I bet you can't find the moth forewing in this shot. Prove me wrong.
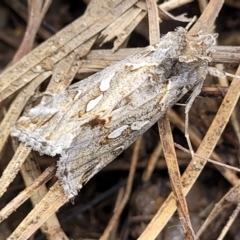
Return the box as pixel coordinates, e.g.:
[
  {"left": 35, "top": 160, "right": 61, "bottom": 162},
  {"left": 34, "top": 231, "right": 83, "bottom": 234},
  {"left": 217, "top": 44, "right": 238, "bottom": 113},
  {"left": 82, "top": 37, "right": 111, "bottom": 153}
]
[{"left": 11, "top": 28, "right": 216, "bottom": 198}]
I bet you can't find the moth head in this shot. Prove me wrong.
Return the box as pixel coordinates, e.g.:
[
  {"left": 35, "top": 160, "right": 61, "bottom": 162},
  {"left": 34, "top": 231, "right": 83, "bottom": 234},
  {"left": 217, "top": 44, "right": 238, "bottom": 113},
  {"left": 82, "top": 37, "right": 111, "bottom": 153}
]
[{"left": 178, "top": 31, "right": 217, "bottom": 63}]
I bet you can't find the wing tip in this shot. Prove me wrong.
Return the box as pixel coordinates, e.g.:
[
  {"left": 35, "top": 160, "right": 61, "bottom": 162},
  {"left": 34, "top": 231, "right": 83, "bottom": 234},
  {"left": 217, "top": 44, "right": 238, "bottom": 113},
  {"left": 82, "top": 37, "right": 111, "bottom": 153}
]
[{"left": 11, "top": 125, "right": 62, "bottom": 156}]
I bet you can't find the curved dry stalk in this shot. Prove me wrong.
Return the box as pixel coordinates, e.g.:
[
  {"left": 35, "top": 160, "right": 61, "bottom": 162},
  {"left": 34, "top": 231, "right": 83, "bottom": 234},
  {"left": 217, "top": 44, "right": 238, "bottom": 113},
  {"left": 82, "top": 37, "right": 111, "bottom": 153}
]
[
  {"left": 141, "top": 141, "right": 162, "bottom": 182},
  {"left": 11, "top": 0, "right": 52, "bottom": 64}
]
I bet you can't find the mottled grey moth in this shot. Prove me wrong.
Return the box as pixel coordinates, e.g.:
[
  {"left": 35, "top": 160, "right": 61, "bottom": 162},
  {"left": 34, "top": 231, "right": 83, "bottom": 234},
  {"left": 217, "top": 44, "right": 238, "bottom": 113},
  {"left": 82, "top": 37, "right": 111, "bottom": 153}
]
[{"left": 11, "top": 28, "right": 216, "bottom": 198}]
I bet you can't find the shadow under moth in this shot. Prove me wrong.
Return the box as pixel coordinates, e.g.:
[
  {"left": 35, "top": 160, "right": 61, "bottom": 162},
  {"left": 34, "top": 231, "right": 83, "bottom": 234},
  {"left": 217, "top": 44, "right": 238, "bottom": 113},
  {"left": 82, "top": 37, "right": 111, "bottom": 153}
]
[{"left": 11, "top": 28, "right": 217, "bottom": 198}]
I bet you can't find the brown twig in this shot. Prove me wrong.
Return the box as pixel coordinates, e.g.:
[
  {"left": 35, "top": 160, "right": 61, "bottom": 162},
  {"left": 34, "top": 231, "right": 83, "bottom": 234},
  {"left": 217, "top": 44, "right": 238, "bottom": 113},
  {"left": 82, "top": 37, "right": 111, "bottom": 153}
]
[
  {"left": 141, "top": 141, "right": 162, "bottom": 182},
  {"left": 158, "top": 115, "right": 196, "bottom": 240},
  {"left": 189, "top": 0, "right": 224, "bottom": 34},
  {"left": 145, "top": 0, "right": 160, "bottom": 45},
  {"left": 11, "top": 0, "right": 52, "bottom": 64},
  {"left": 197, "top": 180, "right": 240, "bottom": 238}
]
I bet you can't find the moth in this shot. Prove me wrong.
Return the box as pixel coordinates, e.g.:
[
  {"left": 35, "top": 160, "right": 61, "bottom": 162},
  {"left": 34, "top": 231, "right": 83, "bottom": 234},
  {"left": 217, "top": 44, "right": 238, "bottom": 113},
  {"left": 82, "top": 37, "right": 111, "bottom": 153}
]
[{"left": 11, "top": 28, "right": 216, "bottom": 198}]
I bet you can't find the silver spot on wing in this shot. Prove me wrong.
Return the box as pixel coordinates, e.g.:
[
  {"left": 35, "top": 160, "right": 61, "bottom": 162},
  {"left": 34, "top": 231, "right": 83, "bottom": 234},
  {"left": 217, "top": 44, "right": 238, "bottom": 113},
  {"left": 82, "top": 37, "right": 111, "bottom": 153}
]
[
  {"left": 99, "top": 72, "right": 115, "bottom": 91},
  {"left": 86, "top": 94, "right": 103, "bottom": 112},
  {"left": 108, "top": 125, "right": 129, "bottom": 139},
  {"left": 131, "top": 121, "right": 149, "bottom": 130}
]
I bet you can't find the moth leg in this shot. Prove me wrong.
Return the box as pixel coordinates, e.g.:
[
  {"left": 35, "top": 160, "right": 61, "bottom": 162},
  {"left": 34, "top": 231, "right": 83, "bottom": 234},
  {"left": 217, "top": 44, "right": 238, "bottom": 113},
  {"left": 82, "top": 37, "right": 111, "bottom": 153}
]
[
  {"left": 184, "top": 81, "right": 203, "bottom": 163},
  {"left": 184, "top": 108, "right": 194, "bottom": 161},
  {"left": 26, "top": 91, "right": 55, "bottom": 104}
]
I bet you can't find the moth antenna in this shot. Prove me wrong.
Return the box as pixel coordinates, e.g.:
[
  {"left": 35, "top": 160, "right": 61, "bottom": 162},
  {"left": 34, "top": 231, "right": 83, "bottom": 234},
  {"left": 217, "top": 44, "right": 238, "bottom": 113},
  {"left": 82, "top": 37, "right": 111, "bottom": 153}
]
[
  {"left": 225, "top": 72, "right": 240, "bottom": 79},
  {"left": 175, "top": 143, "right": 240, "bottom": 173},
  {"left": 207, "top": 66, "right": 240, "bottom": 79},
  {"left": 184, "top": 82, "right": 204, "bottom": 162},
  {"left": 185, "top": 15, "right": 197, "bottom": 30}
]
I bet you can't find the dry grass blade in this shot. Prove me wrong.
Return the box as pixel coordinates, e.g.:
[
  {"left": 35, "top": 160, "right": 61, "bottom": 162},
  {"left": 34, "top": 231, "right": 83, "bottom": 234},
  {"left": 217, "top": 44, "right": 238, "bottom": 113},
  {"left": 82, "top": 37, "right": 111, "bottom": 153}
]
[
  {"left": 217, "top": 203, "right": 240, "bottom": 240},
  {"left": 77, "top": 46, "right": 240, "bottom": 74},
  {"left": 189, "top": 0, "right": 224, "bottom": 34},
  {"left": 175, "top": 143, "right": 240, "bottom": 174},
  {"left": 145, "top": 0, "right": 160, "bottom": 44},
  {"left": 44, "top": 35, "right": 97, "bottom": 94},
  {"left": 8, "top": 181, "right": 68, "bottom": 240},
  {"left": 142, "top": 141, "right": 162, "bottom": 182},
  {"left": 0, "top": 164, "right": 56, "bottom": 223},
  {"left": 197, "top": 180, "right": 240, "bottom": 238},
  {"left": 0, "top": 0, "right": 138, "bottom": 102},
  {"left": 0, "top": 144, "right": 31, "bottom": 198},
  {"left": 160, "top": 0, "right": 193, "bottom": 10},
  {"left": 100, "top": 6, "right": 146, "bottom": 52},
  {"left": 158, "top": 115, "right": 195, "bottom": 240},
  {"left": 16, "top": 151, "right": 67, "bottom": 240}
]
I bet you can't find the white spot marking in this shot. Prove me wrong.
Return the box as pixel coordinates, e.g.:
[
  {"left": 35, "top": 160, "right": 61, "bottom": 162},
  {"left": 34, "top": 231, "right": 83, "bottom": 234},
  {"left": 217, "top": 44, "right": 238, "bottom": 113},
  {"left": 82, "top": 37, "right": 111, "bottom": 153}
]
[
  {"left": 112, "top": 146, "right": 125, "bottom": 155},
  {"left": 99, "top": 72, "right": 115, "bottom": 91},
  {"left": 114, "top": 146, "right": 124, "bottom": 152},
  {"left": 108, "top": 125, "right": 129, "bottom": 139},
  {"left": 125, "top": 62, "right": 157, "bottom": 70},
  {"left": 86, "top": 94, "right": 103, "bottom": 112},
  {"left": 131, "top": 121, "right": 149, "bottom": 131},
  {"left": 73, "top": 90, "right": 82, "bottom": 100}
]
